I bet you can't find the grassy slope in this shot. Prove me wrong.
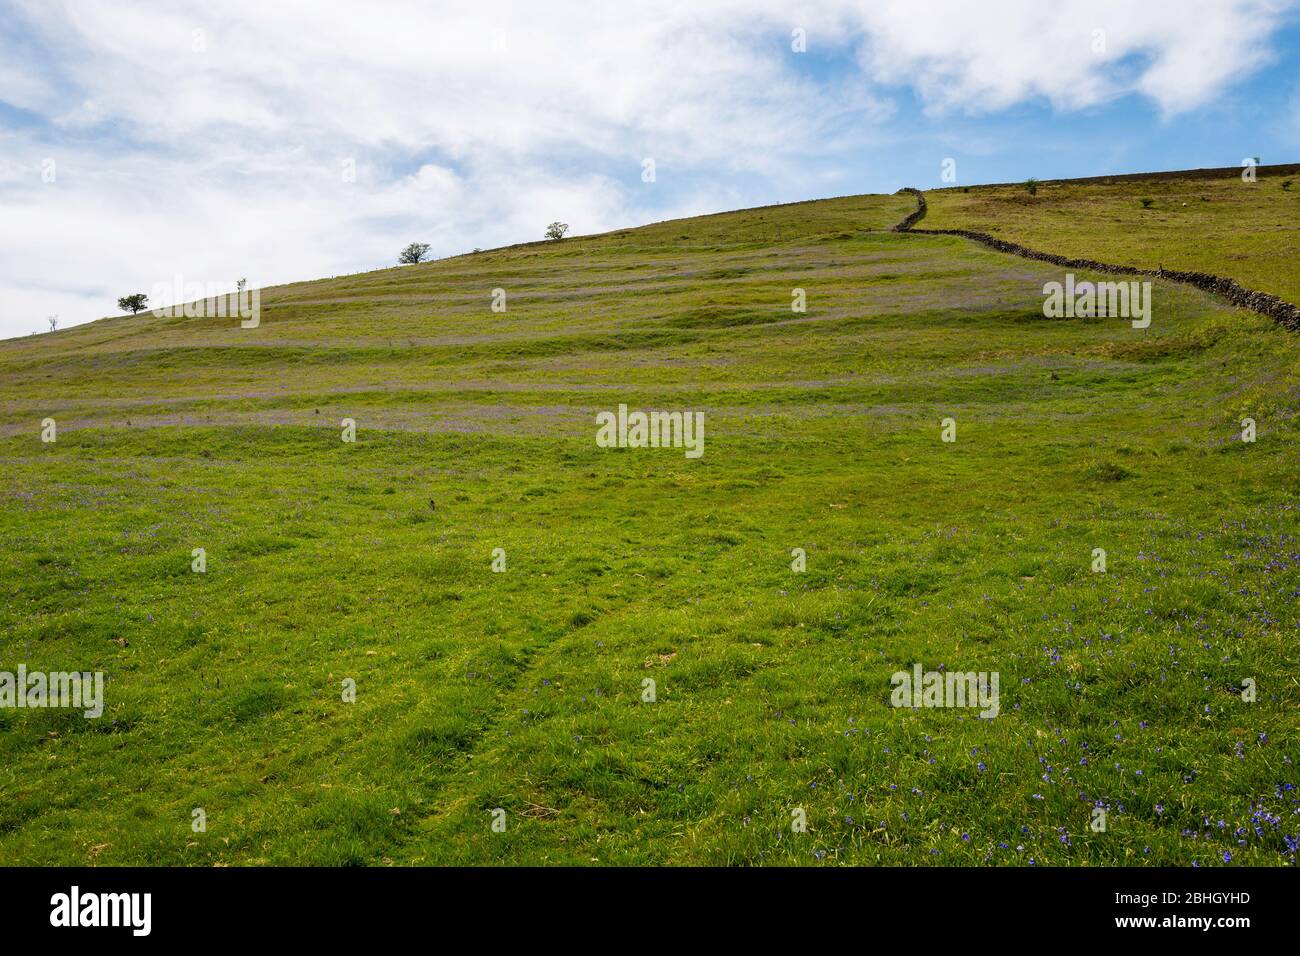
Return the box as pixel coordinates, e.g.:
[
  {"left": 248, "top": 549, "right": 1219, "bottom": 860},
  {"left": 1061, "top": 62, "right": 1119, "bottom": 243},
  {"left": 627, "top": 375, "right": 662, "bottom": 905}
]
[
  {"left": 923, "top": 165, "right": 1300, "bottom": 304},
  {"left": 1, "top": 187, "right": 1298, "bottom": 866}
]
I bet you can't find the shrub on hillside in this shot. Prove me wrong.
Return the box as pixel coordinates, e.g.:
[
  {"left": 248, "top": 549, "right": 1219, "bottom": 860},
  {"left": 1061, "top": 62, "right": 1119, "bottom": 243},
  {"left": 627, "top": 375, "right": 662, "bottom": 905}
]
[
  {"left": 399, "top": 242, "right": 430, "bottom": 265},
  {"left": 117, "top": 293, "right": 148, "bottom": 314}
]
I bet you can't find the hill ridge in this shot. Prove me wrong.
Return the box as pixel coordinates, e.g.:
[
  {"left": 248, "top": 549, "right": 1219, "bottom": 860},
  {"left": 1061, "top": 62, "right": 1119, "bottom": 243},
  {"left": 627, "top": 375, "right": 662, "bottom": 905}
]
[{"left": 893, "top": 186, "right": 1300, "bottom": 332}]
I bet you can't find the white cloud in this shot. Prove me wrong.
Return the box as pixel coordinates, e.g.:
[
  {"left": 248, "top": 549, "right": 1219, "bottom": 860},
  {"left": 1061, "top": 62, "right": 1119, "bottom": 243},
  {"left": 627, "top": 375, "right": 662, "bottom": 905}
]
[
  {"left": 849, "top": 0, "right": 1291, "bottom": 115},
  {"left": 0, "top": 0, "right": 1292, "bottom": 337}
]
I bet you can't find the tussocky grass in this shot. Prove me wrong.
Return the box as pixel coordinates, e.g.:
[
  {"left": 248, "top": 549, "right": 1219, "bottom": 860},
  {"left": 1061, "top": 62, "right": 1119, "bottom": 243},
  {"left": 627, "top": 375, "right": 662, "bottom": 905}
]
[{"left": 0, "top": 186, "right": 1297, "bottom": 865}]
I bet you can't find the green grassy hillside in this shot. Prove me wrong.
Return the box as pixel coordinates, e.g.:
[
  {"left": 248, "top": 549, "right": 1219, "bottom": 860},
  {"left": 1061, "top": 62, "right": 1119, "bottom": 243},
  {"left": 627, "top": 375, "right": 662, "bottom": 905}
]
[
  {"left": 1, "top": 182, "right": 1297, "bottom": 866},
  {"left": 924, "top": 164, "right": 1300, "bottom": 304}
]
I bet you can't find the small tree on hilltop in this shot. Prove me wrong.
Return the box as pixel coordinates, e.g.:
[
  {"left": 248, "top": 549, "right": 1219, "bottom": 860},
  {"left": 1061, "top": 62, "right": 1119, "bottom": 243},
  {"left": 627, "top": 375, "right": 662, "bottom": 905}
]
[
  {"left": 118, "top": 293, "right": 148, "bottom": 314},
  {"left": 1025, "top": 177, "right": 1039, "bottom": 196},
  {"left": 545, "top": 222, "right": 569, "bottom": 240},
  {"left": 399, "top": 242, "right": 431, "bottom": 265}
]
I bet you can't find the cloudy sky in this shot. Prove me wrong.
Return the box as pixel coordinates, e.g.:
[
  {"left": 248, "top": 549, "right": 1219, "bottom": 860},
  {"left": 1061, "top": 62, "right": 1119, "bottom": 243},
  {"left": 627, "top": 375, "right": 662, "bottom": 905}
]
[{"left": 2, "top": 0, "right": 1299, "bottom": 338}]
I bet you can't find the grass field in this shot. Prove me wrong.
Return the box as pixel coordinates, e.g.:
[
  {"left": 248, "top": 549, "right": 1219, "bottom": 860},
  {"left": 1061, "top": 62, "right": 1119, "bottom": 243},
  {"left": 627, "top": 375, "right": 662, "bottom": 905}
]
[
  {"left": 1, "top": 178, "right": 1298, "bottom": 866},
  {"left": 924, "top": 164, "right": 1300, "bottom": 304}
]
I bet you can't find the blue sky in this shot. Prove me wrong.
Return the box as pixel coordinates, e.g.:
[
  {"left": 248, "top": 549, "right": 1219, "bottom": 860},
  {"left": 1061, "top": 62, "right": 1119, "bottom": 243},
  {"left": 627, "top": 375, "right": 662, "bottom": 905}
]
[{"left": 2, "top": 0, "right": 1299, "bottom": 338}]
